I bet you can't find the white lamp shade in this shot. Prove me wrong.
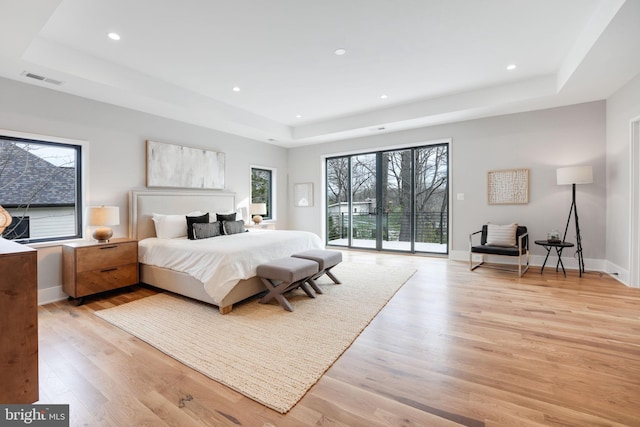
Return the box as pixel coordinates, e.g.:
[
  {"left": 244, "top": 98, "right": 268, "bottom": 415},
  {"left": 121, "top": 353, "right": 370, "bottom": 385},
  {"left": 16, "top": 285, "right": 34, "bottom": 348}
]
[
  {"left": 250, "top": 203, "right": 267, "bottom": 216},
  {"left": 88, "top": 206, "right": 120, "bottom": 226},
  {"left": 556, "top": 166, "right": 593, "bottom": 185}
]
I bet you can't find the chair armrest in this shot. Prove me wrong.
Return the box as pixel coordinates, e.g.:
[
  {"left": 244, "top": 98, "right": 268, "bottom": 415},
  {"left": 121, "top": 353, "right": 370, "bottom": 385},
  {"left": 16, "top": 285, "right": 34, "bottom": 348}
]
[
  {"left": 469, "top": 230, "right": 482, "bottom": 249},
  {"left": 518, "top": 231, "right": 529, "bottom": 254}
]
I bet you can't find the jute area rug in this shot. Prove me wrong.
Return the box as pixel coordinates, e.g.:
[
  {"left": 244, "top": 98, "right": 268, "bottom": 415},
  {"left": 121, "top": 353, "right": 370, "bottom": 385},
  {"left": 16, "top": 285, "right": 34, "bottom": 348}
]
[{"left": 95, "top": 262, "right": 416, "bottom": 413}]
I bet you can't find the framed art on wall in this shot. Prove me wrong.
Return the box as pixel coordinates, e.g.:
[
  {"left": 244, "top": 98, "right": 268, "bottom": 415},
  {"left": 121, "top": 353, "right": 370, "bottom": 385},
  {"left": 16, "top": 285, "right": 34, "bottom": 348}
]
[
  {"left": 146, "top": 140, "right": 225, "bottom": 189},
  {"left": 294, "top": 183, "right": 313, "bottom": 207},
  {"left": 487, "top": 168, "right": 529, "bottom": 204}
]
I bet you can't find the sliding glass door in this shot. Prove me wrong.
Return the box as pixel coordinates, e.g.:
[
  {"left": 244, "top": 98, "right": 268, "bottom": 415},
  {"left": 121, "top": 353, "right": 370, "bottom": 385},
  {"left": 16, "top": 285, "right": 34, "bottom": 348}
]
[
  {"left": 349, "top": 153, "right": 377, "bottom": 249},
  {"left": 380, "top": 149, "right": 412, "bottom": 251},
  {"left": 326, "top": 143, "right": 448, "bottom": 254}
]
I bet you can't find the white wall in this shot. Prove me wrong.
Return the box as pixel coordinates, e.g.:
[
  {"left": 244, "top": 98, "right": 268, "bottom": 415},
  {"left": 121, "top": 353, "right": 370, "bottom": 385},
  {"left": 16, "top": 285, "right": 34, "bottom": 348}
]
[
  {"left": 605, "top": 72, "right": 640, "bottom": 284},
  {"left": 0, "top": 77, "right": 287, "bottom": 301},
  {"left": 0, "top": 73, "right": 616, "bottom": 300},
  {"left": 288, "top": 101, "right": 607, "bottom": 268}
]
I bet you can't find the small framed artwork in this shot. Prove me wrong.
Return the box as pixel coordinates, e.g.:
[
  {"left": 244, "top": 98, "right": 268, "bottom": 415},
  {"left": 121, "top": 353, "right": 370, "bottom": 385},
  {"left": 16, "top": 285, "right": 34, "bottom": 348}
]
[
  {"left": 294, "top": 183, "right": 313, "bottom": 207},
  {"left": 487, "top": 168, "right": 529, "bottom": 204}
]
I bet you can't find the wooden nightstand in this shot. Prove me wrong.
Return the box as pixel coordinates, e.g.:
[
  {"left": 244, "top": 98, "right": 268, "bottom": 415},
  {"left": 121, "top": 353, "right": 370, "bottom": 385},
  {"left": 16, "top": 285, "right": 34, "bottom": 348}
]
[
  {"left": 245, "top": 222, "right": 276, "bottom": 230},
  {"left": 62, "top": 238, "right": 139, "bottom": 304}
]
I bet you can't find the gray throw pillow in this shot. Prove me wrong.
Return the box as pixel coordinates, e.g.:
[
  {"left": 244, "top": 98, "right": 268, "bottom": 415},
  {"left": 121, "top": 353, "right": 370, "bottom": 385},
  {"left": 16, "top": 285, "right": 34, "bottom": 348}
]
[
  {"left": 186, "top": 212, "right": 210, "bottom": 240},
  {"left": 193, "top": 221, "right": 222, "bottom": 239},
  {"left": 223, "top": 219, "right": 245, "bottom": 235},
  {"left": 216, "top": 213, "right": 237, "bottom": 234}
]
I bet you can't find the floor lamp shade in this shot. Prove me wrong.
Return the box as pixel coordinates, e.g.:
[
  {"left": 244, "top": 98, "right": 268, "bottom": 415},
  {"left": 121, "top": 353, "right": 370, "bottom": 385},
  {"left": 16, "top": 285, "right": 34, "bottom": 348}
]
[
  {"left": 557, "top": 166, "right": 593, "bottom": 185},
  {"left": 88, "top": 206, "right": 120, "bottom": 242}
]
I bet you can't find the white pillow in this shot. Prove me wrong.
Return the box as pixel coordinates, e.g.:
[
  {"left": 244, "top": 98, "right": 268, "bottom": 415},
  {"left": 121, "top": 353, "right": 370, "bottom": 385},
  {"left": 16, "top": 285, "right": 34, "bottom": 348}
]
[
  {"left": 152, "top": 211, "right": 202, "bottom": 239},
  {"left": 486, "top": 223, "right": 517, "bottom": 247}
]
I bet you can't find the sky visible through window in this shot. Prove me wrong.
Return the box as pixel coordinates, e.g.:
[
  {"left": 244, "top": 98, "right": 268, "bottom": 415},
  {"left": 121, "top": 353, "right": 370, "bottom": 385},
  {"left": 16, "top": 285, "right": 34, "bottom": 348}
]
[{"left": 15, "top": 142, "right": 75, "bottom": 167}]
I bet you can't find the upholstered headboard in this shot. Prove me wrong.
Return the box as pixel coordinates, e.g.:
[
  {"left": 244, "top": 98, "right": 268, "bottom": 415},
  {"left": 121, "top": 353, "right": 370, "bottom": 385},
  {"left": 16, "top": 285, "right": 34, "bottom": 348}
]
[{"left": 129, "top": 190, "right": 237, "bottom": 240}]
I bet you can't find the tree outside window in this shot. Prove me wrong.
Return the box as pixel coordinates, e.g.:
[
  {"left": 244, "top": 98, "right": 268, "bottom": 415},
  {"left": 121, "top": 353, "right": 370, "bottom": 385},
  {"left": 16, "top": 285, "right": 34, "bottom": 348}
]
[{"left": 251, "top": 167, "right": 273, "bottom": 220}]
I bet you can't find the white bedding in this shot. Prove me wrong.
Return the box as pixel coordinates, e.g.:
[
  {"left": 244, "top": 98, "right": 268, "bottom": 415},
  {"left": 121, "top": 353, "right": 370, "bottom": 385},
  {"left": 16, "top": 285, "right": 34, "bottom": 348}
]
[{"left": 138, "top": 229, "right": 324, "bottom": 302}]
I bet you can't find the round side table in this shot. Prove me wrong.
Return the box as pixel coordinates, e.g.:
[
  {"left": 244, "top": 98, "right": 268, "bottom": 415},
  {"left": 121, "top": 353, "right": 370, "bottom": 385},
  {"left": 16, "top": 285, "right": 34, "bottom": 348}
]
[{"left": 534, "top": 240, "right": 574, "bottom": 276}]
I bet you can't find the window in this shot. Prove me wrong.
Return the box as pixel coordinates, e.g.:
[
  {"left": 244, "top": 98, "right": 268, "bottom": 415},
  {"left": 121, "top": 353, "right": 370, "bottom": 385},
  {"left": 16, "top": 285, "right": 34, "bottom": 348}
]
[
  {"left": 251, "top": 167, "right": 274, "bottom": 220},
  {"left": 325, "top": 143, "right": 449, "bottom": 254},
  {"left": 0, "top": 134, "right": 82, "bottom": 243}
]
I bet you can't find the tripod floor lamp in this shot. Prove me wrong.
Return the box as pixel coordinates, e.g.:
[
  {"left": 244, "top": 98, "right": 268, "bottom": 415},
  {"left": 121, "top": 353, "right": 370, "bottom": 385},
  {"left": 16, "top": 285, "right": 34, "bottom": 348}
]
[{"left": 556, "top": 165, "right": 593, "bottom": 276}]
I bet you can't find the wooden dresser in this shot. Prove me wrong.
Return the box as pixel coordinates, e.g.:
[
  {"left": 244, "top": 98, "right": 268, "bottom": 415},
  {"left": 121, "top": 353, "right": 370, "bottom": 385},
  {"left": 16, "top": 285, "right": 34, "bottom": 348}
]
[
  {"left": 0, "top": 238, "right": 38, "bottom": 403},
  {"left": 62, "top": 238, "right": 138, "bottom": 303}
]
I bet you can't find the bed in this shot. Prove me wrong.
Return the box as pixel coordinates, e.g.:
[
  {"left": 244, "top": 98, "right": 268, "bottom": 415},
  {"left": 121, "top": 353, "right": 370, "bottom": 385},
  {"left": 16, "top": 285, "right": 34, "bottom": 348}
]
[{"left": 129, "top": 190, "right": 324, "bottom": 314}]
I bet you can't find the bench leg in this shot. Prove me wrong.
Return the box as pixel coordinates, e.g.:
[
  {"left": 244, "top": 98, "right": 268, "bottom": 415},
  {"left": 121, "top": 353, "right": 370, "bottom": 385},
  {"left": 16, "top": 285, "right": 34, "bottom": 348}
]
[
  {"left": 306, "top": 277, "right": 323, "bottom": 294},
  {"left": 272, "top": 293, "right": 294, "bottom": 312},
  {"left": 298, "top": 280, "right": 316, "bottom": 298},
  {"left": 259, "top": 276, "right": 318, "bottom": 311},
  {"left": 259, "top": 277, "right": 295, "bottom": 311},
  {"left": 325, "top": 267, "right": 341, "bottom": 284}
]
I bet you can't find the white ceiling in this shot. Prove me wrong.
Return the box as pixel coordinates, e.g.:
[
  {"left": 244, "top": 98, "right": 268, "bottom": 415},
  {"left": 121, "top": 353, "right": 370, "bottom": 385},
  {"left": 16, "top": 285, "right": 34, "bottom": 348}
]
[{"left": 1, "top": 0, "right": 639, "bottom": 147}]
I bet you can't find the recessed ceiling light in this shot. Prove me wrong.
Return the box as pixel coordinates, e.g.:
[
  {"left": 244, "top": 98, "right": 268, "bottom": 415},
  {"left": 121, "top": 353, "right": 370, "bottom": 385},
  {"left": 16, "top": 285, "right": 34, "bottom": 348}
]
[
  {"left": 506, "top": 64, "right": 517, "bottom": 71},
  {"left": 295, "top": 114, "right": 302, "bottom": 118},
  {"left": 380, "top": 94, "right": 388, "bottom": 99},
  {"left": 334, "top": 48, "right": 346, "bottom": 56},
  {"left": 232, "top": 86, "right": 240, "bottom": 92},
  {"left": 107, "top": 32, "right": 121, "bottom": 41}
]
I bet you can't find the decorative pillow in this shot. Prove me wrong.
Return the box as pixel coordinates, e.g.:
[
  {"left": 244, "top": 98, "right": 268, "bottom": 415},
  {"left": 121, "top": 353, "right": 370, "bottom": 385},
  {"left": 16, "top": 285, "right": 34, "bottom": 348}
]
[
  {"left": 486, "top": 223, "right": 518, "bottom": 247},
  {"left": 193, "top": 222, "right": 222, "bottom": 239},
  {"left": 222, "top": 219, "right": 245, "bottom": 235},
  {"left": 217, "top": 213, "right": 237, "bottom": 234},
  {"left": 152, "top": 211, "right": 202, "bottom": 239},
  {"left": 216, "top": 212, "right": 236, "bottom": 222},
  {"left": 186, "top": 213, "right": 210, "bottom": 240}
]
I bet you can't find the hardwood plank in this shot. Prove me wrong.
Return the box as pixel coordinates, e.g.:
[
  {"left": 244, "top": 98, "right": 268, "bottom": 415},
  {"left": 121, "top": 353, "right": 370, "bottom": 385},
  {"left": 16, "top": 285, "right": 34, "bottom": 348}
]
[{"left": 36, "top": 253, "right": 640, "bottom": 426}]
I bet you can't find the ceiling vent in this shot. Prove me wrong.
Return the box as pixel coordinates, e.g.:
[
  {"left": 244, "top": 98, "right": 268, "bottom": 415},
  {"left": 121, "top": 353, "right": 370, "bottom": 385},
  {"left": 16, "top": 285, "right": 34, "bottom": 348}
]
[{"left": 21, "top": 71, "right": 64, "bottom": 85}]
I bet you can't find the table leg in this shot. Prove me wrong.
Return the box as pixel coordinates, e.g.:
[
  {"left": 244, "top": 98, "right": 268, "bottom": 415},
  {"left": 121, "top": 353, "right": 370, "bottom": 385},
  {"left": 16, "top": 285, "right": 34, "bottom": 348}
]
[
  {"left": 540, "top": 246, "right": 551, "bottom": 274},
  {"left": 554, "top": 247, "right": 567, "bottom": 277}
]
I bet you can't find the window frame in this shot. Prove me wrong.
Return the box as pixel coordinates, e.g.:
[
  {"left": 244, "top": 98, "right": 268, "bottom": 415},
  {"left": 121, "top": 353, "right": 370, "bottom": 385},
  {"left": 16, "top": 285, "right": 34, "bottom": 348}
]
[
  {"left": 250, "top": 166, "right": 276, "bottom": 221},
  {"left": 0, "top": 129, "right": 87, "bottom": 246}
]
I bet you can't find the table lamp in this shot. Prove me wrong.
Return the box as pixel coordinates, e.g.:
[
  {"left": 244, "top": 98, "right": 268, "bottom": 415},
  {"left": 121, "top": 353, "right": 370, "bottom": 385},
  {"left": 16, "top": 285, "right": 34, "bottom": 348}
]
[
  {"left": 0, "top": 205, "right": 12, "bottom": 234},
  {"left": 88, "top": 206, "right": 120, "bottom": 242},
  {"left": 250, "top": 203, "right": 267, "bottom": 225}
]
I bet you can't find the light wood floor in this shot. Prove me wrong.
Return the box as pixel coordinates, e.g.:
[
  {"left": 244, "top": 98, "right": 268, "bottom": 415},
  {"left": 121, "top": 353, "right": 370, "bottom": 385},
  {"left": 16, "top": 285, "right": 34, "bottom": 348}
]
[{"left": 38, "top": 252, "right": 640, "bottom": 426}]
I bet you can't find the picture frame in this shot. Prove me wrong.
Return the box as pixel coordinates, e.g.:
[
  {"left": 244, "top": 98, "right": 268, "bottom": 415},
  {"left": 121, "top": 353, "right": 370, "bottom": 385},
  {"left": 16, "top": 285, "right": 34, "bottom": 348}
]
[
  {"left": 487, "top": 168, "right": 529, "bottom": 204},
  {"left": 146, "top": 140, "right": 225, "bottom": 189},
  {"left": 294, "top": 183, "right": 313, "bottom": 207}
]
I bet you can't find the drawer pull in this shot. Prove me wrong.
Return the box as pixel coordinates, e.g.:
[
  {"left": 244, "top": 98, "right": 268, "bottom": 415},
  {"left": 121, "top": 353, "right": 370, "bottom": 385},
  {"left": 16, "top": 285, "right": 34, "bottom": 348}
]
[
  {"left": 100, "top": 245, "right": 118, "bottom": 250},
  {"left": 101, "top": 267, "right": 118, "bottom": 273}
]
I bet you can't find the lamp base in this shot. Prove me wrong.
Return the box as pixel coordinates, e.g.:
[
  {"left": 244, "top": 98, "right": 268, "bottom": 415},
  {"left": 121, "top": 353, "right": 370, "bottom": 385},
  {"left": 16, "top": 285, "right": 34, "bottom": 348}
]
[
  {"left": 252, "top": 215, "right": 263, "bottom": 225},
  {"left": 93, "top": 226, "right": 113, "bottom": 243}
]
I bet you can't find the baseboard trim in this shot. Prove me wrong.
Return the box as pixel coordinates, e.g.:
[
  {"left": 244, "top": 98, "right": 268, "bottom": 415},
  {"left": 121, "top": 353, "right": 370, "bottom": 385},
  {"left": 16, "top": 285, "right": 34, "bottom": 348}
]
[
  {"left": 604, "top": 261, "right": 631, "bottom": 287},
  {"left": 38, "top": 286, "right": 68, "bottom": 306},
  {"left": 449, "top": 250, "right": 606, "bottom": 272}
]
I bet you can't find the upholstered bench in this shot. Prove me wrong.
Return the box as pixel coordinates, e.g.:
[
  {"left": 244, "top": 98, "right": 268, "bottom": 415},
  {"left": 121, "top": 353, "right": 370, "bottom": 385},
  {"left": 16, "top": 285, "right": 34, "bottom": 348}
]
[
  {"left": 291, "top": 249, "right": 342, "bottom": 294},
  {"left": 256, "top": 257, "right": 319, "bottom": 311}
]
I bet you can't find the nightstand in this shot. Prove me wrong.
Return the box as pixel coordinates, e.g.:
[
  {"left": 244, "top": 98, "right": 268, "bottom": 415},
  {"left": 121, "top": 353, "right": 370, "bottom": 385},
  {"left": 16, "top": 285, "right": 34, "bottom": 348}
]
[
  {"left": 245, "top": 222, "right": 276, "bottom": 230},
  {"left": 62, "top": 238, "right": 139, "bottom": 304}
]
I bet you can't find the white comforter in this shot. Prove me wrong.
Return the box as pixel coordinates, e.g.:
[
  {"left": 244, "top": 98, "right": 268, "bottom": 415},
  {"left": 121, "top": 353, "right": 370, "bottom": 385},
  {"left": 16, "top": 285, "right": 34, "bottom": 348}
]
[{"left": 138, "top": 229, "right": 324, "bottom": 302}]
